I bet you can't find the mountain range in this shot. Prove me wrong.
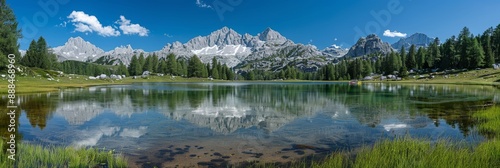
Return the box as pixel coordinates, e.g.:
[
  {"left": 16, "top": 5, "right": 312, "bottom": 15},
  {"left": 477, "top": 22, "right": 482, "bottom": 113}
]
[
  {"left": 48, "top": 27, "right": 433, "bottom": 71},
  {"left": 391, "top": 33, "right": 434, "bottom": 50}
]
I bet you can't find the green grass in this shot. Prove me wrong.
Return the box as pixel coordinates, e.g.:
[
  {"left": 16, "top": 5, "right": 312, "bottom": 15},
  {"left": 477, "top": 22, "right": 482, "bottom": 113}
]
[
  {"left": 309, "top": 138, "right": 500, "bottom": 168},
  {"left": 0, "top": 140, "right": 127, "bottom": 167},
  {"left": 364, "top": 68, "right": 500, "bottom": 86},
  {"left": 474, "top": 106, "right": 500, "bottom": 138}
]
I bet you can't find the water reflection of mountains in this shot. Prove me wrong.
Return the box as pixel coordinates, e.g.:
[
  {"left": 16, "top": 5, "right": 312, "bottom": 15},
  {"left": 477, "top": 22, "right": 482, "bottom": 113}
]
[{"left": 10, "top": 83, "right": 500, "bottom": 135}]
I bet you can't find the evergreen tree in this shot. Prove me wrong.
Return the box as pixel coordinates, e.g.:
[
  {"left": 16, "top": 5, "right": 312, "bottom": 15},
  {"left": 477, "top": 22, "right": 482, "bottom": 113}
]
[
  {"left": 143, "top": 54, "right": 153, "bottom": 72},
  {"left": 247, "top": 70, "right": 254, "bottom": 80},
  {"left": 128, "top": 55, "right": 141, "bottom": 76},
  {"left": 36, "top": 37, "right": 50, "bottom": 69},
  {"left": 441, "top": 38, "right": 455, "bottom": 70},
  {"left": 429, "top": 38, "right": 441, "bottom": 69},
  {"left": 117, "top": 62, "right": 129, "bottom": 76},
  {"left": 166, "top": 53, "right": 177, "bottom": 75},
  {"left": 158, "top": 59, "right": 167, "bottom": 74},
  {"left": 138, "top": 53, "right": 145, "bottom": 72},
  {"left": 470, "top": 38, "right": 485, "bottom": 68},
  {"left": 400, "top": 46, "right": 406, "bottom": 68},
  {"left": 493, "top": 24, "right": 500, "bottom": 62},
  {"left": 0, "top": 0, "right": 22, "bottom": 69},
  {"left": 375, "top": 58, "right": 382, "bottom": 74},
  {"left": 188, "top": 55, "right": 204, "bottom": 77},
  {"left": 181, "top": 60, "right": 188, "bottom": 76},
  {"left": 406, "top": 44, "right": 417, "bottom": 70},
  {"left": 21, "top": 40, "right": 37, "bottom": 67},
  {"left": 212, "top": 66, "right": 219, "bottom": 79},
  {"left": 362, "top": 60, "right": 372, "bottom": 77},
  {"left": 152, "top": 53, "right": 159, "bottom": 73},
  {"left": 225, "top": 65, "right": 234, "bottom": 80},
  {"left": 416, "top": 47, "right": 426, "bottom": 70},
  {"left": 482, "top": 30, "right": 495, "bottom": 68},
  {"left": 458, "top": 27, "right": 472, "bottom": 68}
]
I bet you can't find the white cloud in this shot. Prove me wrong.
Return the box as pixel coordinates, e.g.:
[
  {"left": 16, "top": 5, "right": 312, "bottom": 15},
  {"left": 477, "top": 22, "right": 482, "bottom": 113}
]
[
  {"left": 67, "top": 11, "right": 120, "bottom": 37},
  {"left": 383, "top": 30, "right": 407, "bottom": 38},
  {"left": 196, "top": 0, "right": 212, "bottom": 8},
  {"left": 116, "top": 16, "right": 150, "bottom": 37},
  {"left": 334, "top": 38, "right": 338, "bottom": 41},
  {"left": 164, "top": 33, "right": 173, "bottom": 38}
]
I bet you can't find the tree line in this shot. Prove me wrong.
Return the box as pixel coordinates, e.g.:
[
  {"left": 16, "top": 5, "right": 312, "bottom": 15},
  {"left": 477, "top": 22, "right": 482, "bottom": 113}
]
[
  {"left": 263, "top": 25, "right": 500, "bottom": 81},
  {"left": 128, "top": 53, "right": 235, "bottom": 79}
]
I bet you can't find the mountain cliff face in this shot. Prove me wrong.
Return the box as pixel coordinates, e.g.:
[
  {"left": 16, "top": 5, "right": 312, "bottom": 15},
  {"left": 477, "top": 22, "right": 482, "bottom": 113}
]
[
  {"left": 392, "top": 33, "right": 433, "bottom": 50},
  {"left": 345, "top": 34, "right": 393, "bottom": 57}
]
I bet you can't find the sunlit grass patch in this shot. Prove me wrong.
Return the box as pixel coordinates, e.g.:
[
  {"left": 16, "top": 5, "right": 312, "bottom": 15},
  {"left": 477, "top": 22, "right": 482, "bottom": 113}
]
[
  {"left": 0, "top": 140, "right": 127, "bottom": 168},
  {"left": 474, "top": 106, "right": 500, "bottom": 137}
]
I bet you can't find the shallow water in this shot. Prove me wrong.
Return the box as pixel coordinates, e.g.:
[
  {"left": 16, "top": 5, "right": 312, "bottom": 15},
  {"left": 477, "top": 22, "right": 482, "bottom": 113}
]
[{"left": 3, "top": 82, "right": 499, "bottom": 167}]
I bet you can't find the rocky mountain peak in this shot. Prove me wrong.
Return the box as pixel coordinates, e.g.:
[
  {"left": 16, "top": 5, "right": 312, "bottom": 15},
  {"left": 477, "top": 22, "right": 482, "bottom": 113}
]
[
  {"left": 258, "top": 27, "right": 287, "bottom": 43},
  {"left": 346, "top": 34, "right": 393, "bottom": 57},
  {"left": 53, "top": 37, "right": 105, "bottom": 62}
]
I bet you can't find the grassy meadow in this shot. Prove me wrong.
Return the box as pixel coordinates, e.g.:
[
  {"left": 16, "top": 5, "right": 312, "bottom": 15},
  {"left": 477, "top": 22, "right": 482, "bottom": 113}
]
[{"left": 0, "top": 140, "right": 127, "bottom": 168}]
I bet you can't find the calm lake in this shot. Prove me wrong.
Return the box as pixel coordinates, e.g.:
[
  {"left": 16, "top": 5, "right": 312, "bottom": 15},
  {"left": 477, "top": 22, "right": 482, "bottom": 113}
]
[{"left": 6, "top": 82, "right": 500, "bottom": 167}]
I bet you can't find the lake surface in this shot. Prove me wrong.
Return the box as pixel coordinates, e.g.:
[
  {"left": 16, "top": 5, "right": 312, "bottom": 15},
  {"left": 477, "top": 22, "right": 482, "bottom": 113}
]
[{"left": 3, "top": 82, "right": 500, "bottom": 167}]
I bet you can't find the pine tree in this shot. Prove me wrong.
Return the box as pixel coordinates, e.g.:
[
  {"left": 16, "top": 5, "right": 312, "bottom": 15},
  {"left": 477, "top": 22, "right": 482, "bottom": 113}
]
[
  {"left": 247, "top": 71, "right": 254, "bottom": 80},
  {"left": 21, "top": 40, "right": 37, "bottom": 67},
  {"left": 429, "top": 38, "right": 441, "bottom": 69},
  {"left": 0, "top": 0, "right": 22, "bottom": 69},
  {"left": 458, "top": 27, "right": 472, "bottom": 69},
  {"left": 406, "top": 44, "right": 417, "bottom": 70},
  {"left": 362, "top": 60, "right": 372, "bottom": 77},
  {"left": 128, "top": 55, "right": 141, "bottom": 76},
  {"left": 117, "top": 62, "right": 129, "bottom": 76},
  {"left": 493, "top": 24, "right": 500, "bottom": 63},
  {"left": 416, "top": 47, "right": 426, "bottom": 70},
  {"left": 152, "top": 53, "right": 159, "bottom": 73},
  {"left": 482, "top": 30, "right": 495, "bottom": 68},
  {"left": 37, "top": 37, "right": 50, "bottom": 69},
  {"left": 470, "top": 38, "right": 485, "bottom": 68},
  {"left": 212, "top": 66, "right": 219, "bottom": 79},
  {"left": 138, "top": 53, "right": 145, "bottom": 72},
  {"left": 158, "top": 60, "right": 167, "bottom": 74},
  {"left": 166, "top": 53, "right": 177, "bottom": 75},
  {"left": 400, "top": 46, "right": 406, "bottom": 68},
  {"left": 188, "top": 55, "right": 204, "bottom": 78},
  {"left": 143, "top": 54, "right": 153, "bottom": 72}
]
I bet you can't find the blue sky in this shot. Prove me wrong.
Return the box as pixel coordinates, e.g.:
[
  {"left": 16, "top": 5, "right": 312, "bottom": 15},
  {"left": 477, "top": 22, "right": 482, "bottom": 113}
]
[{"left": 8, "top": 0, "right": 500, "bottom": 51}]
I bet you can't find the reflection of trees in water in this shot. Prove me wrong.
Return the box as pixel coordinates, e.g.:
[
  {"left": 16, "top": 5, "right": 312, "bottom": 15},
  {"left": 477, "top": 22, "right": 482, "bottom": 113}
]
[
  {"left": 19, "top": 95, "right": 57, "bottom": 129},
  {"left": 0, "top": 98, "right": 22, "bottom": 155},
  {"left": 14, "top": 83, "right": 500, "bottom": 137},
  {"left": 359, "top": 84, "right": 500, "bottom": 136}
]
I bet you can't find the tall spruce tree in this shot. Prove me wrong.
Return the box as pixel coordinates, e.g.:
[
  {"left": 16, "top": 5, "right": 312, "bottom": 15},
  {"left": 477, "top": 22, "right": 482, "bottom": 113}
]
[
  {"left": 458, "top": 27, "right": 472, "bottom": 68},
  {"left": 128, "top": 55, "right": 141, "bottom": 76},
  {"left": 470, "top": 38, "right": 485, "bottom": 68},
  {"left": 166, "top": 53, "right": 177, "bottom": 75},
  {"left": 482, "top": 30, "right": 495, "bottom": 68},
  {"left": 406, "top": 44, "right": 417, "bottom": 70},
  {"left": 0, "top": 0, "right": 22, "bottom": 69}
]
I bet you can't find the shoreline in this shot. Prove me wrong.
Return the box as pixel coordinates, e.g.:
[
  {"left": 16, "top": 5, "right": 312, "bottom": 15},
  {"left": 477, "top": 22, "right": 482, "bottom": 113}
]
[
  {"left": 1, "top": 68, "right": 499, "bottom": 94},
  {"left": 1, "top": 77, "right": 499, "bottom": 94}
]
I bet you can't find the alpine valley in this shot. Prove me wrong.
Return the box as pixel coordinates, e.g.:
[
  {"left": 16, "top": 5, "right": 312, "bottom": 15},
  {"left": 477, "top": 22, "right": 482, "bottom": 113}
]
[{"left": 49, "top": 27, "right": 433, "bottom": 72}]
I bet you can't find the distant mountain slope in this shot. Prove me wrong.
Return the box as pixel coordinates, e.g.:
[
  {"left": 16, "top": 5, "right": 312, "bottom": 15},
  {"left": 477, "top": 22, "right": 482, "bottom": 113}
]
[{"left": 392, "top": 33, "right": 433, "bottom": 50}]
